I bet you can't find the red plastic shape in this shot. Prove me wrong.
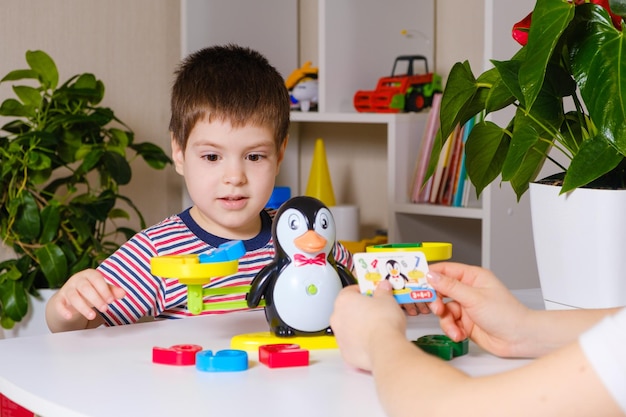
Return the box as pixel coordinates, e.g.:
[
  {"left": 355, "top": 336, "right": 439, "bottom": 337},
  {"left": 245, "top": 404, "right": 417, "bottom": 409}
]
[
  {"left": 152, "top": 344, "right": 203, "bottom": 365},
  {"left": 258, "top": 344, "right": 310, "bottom": 368}
]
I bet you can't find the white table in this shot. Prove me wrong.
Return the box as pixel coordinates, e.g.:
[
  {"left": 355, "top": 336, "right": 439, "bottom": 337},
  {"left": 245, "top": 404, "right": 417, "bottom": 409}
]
[{"left": 0, "top": 289, "right": 542, "bottom": 417}]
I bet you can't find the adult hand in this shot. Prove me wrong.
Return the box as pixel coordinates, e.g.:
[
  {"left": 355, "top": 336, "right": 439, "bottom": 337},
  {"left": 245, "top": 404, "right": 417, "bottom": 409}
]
[
  {"left": 427, "top": 262, "right": 531, "bottom": 358},
  {"left": 331, "top": 281, "right": 407, "bottom": 370}
]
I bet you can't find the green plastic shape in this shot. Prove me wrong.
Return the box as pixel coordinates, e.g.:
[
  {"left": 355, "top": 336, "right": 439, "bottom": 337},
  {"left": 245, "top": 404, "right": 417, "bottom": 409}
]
[{"left": 413, "top": 335, "right": 469, "bottom": 361}]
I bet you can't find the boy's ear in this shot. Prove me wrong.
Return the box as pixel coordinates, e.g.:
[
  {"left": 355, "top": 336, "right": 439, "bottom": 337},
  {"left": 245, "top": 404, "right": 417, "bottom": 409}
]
[{"left": 171, "top": 133, "right": 185, "bottom": 175}]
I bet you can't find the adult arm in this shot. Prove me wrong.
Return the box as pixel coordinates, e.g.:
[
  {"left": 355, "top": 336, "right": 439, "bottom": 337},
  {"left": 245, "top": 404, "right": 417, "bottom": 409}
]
[
  {"left": 427, "top": 262, "right": 619, "bottom": 358},
  {"left": 331, "top": 282, "right": 623, "bottom": 417}
]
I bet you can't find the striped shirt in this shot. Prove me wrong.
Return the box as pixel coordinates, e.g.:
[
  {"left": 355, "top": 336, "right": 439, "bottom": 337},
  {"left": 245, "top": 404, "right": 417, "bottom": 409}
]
[{"left": 98, "top": 208, "right": 354, "bottom": 326}]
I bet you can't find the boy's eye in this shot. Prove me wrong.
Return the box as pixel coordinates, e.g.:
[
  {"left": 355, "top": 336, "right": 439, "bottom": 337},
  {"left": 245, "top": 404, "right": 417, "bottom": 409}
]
[
  {"left": 247, "top": 153, "right": 265, "bottom": 162},
  {"left": 202, "top": 154, "right": 219, "bottom": 162}
]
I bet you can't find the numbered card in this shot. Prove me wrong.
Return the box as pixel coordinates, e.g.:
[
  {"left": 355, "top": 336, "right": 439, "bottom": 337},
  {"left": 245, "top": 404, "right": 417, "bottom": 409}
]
[{"left": 353, "top": 252, "right": 436, "bottom": 304}]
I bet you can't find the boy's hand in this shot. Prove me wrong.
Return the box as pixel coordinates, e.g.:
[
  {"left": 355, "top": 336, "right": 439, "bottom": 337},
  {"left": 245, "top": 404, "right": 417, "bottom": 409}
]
[{"left": 46, "top": 269, "right": 125, "bottom": 331}]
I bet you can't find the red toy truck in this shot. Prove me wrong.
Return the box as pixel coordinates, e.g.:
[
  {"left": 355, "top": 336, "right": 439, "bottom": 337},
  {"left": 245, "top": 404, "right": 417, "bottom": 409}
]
[{"left": 353, "top": 55, "right": 442, "bottom": 113}]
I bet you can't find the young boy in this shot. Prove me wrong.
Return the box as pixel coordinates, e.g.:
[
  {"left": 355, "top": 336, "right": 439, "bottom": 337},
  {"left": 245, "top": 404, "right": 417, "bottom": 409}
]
[{"left": 45, "top": 44, "right": 353, "bottom": 332}]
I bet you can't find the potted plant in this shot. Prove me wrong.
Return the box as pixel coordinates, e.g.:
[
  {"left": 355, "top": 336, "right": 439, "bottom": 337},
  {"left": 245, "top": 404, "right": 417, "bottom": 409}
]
[
  {"left": 427, "top": 0, "right": 626, "bottom": 309},
  {"left": 0, "top": 50, "right": 172, "bottom": 330}
]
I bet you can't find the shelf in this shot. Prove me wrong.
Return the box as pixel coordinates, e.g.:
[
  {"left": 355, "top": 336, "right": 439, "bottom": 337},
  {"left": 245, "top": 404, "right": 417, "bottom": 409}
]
[
  {"left": 392, "top": 203, "right": 483, "bottom": 219},
  {"left": 290, "top": 111, "right": 422, "bottom": 124}
]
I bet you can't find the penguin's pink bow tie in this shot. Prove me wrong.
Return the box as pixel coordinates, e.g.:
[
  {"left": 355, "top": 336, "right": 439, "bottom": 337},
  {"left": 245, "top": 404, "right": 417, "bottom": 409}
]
[{"left": 294, "top": 253, "right": 326, "bottom": 266}]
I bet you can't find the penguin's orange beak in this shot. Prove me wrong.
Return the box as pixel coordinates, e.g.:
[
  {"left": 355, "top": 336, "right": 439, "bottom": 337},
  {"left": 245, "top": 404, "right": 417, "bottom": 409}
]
[{"left": 294, "top": 230, "right": 327, "bottom": 253}]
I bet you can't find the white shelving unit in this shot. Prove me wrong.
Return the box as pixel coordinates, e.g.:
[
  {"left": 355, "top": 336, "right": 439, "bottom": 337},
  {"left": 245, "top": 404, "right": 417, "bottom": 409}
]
[{"left": 182, "top": 0, "right": 540, "bottom": 289}]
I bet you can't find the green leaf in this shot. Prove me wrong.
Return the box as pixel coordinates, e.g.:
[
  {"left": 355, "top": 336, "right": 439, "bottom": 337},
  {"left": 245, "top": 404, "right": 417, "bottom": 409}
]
[
  {"left": 519, "top": 0, "right": 574, "bottom": 110},
  {"left": 40, "top": 204, "right": 61, "bottom": 243},
  {"left": 439, "top": 61, "right": 479, "bottom": 140},
  {"left": 0, "top": 98, "right": 33, "bottom": 118},
  {"left": 569, "top": 5, "right": 626, "bottom": 155},
  {"left": 131, "top": 142, "right": 173, "bottom": 169},
  {"left": 102, "top": 151, "right": 132, "bottom": 185},
  {"left": 562, "top": 135, "right": 623, "bottom": 192},
  {"left": 34, "top": 243, "right": 68, "bottom": 288},
  {"left": 609, "top": 0, "right": 626, "bottom": 17},
  {"left": 12, "top": 192, "right": 41, "bottom": 241},
  {"left": 465, "top": 121, "right": 510, "bottom": 196},
  {"left": 502, "top": 121, "right": 539, "bottom": 181},
  {"left": 1, "top": 69, "right": 38, "bottom": 83},
  {"left": 13, "top": 85, "right": 43, "bottom": 107},
  {"left": 27, "top": 151, "right": 52, "bottom": 171},
  {"left": 26, "top": 50, "right": 59, "bottom": 90},
  {"left": 108, "top": 208, "right": 130, "bottom": 220},
  {"left": 0, "top": 279, "right": 29, "bottom": 322}
]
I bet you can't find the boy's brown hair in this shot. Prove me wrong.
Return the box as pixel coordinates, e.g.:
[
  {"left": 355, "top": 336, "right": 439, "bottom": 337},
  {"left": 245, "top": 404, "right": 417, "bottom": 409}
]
[{"left": 169, "top": 44, "right": 290, "bottom": 151}]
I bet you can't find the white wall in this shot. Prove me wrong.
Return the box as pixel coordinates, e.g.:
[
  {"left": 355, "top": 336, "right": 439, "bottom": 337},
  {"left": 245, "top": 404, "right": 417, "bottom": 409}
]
[{"left": 0, "top": 0, "right": 182, "bottom": 233}]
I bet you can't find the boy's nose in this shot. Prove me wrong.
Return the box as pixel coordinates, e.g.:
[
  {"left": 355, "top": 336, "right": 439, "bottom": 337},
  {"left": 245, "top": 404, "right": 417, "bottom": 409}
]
[{"left": 222, "top": 161, "right": 246, "bottom": 185}]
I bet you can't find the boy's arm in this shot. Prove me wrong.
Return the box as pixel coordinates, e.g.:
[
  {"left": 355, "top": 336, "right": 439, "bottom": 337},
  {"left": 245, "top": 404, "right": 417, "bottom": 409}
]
[{"left": 45, "top": 268, "right": 125, "bottom": 333}]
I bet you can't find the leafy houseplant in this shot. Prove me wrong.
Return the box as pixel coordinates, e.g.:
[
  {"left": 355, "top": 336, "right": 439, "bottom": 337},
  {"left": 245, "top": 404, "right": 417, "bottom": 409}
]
[
  {"left": 428, "top": 0, "right": 626, "bottom": 200},
  {"left": 0, "top": 50, "right": 172, "bottom": 329}
]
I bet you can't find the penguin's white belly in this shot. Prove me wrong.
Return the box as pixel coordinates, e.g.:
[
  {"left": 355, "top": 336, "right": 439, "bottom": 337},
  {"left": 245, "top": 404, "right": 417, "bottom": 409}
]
[{"left": 273, "top": 264, "right": 342, "bottom": 332}]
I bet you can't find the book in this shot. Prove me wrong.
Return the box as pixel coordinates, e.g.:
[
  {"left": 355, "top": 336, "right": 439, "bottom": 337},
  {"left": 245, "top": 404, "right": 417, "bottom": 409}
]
[
  {"left": 439, "top": 124, "right": 464, "bottom": 206},
  {"left": 410, "top": 93, "right": 442, "bottom": 203},
  {"left": 429, "top": 124, "right": 458, "bottom": 204},
  {"left": 452, "top": 115, "right": 476, "bottom": 207}
]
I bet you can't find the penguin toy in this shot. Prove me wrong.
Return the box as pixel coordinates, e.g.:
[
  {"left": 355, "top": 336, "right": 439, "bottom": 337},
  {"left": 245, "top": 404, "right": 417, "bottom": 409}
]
[
  {"left": 247, "top": 196, "right": 356, "bottom": 337},
  {"left": 384, "top": 259, "right": 409, "bottom": 290}
]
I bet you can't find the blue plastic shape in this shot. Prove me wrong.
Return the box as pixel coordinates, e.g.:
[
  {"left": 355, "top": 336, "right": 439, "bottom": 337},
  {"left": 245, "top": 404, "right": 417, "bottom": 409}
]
[
  {"left": 199, "top": 240, "right": 245, "bottom": 263},
  {"left": 265, "top": 186, "right": 291, "bottom": 209},
  {"left": 195, "top": 349, "right": 249, "bottom": 372}
]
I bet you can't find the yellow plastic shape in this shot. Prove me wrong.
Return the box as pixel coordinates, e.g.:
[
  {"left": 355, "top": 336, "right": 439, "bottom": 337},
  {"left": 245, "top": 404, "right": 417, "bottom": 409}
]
[
  {"left": 366, "top": 242, "right": 452, "bottom": 262},
  {"left": 150, "top": 255, "right": 239, "bottom": 285},
  {"left": 305, "top": 138, "right": 336, "bottom": 207},
  {"left": 231, "top": 332, "right": 338, "bottom": 351}
]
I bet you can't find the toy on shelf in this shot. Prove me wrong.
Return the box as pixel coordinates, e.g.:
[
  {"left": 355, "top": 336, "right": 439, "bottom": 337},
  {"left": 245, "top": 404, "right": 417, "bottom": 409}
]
[
  {"left": 285, "top": 61, "right": 318, "bottom": 112},
  {"left": 353, "top": 55, "right": 442, "bottom": 113},
  {"left": 305, "top": 138, "right": 335, "bottom": 207},
  {"left": 149, "top": 240, "right": 257, "bottom": 314},
  {"left": 247, "top": 195, "right": 357, "bottom": 337}
]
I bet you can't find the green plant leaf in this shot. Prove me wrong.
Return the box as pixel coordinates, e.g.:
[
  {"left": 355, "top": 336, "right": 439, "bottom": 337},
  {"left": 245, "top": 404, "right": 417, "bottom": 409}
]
[
  {"left": 102, "top": 151, "right": 132, "bottom": 185},
  {"left": 610, "top": 0, "right": 626, "bottom": 17},
  {"left": 569, "top": 5, "right": 626, "bottom": 155},
  {"left": 0, "top": 98, "right": 33, "bottom": 118},
  {"left": 34, "top": 243, "right": 68, "bottom": 288},
  {"left": 465, "top": 121, "right": 510, "bottom": 196},
  {"left": 439, "top": 61, "right": 478, "bottom": 140},
  {"left": 0, "top": 279, "right": 28, "bottom": 322},
  {"left": 502, "top": 121, "right": 538, "bottom": 181},
  {"left": 519, "top": 0, "right": 574, "bottom": 110},
  {"left": 1, "top": 69, "right": 38, "bottom": 83},
  {"left": 562, "top": 135, "right": 623, "bottom": 192},
  {"left": 131, "top": 142, "right": 173, "bottom": 169},
  {"left": 40, "top": 204, "right": 61, "bottom": 243},
  {"left": 26, "top": 50, "right": 58, "bottom": 90},
  {"left": 13, "top": 85, "right": 43, "bottom": 108},
  {"left": 12, "top": 192, "right": 41, "bottom": 242}
]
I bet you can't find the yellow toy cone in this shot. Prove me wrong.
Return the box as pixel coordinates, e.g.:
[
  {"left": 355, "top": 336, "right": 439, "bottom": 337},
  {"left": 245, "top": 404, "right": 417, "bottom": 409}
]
[{"left": 305, "top": 138, "right": 336, "bottom": 206}]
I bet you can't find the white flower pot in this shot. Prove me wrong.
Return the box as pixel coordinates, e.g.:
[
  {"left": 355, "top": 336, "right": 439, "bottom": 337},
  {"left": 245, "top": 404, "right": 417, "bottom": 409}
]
[
  {"left": 0, "top": 289, "right": 56, "bottom": 339},
  {"left": 529, "top": 182, "right": 626, "bottom": 310}
]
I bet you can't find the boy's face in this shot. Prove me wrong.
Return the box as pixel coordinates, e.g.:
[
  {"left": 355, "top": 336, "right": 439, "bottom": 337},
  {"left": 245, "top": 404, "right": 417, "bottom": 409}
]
[{"left": 172, "top": 117, "right": 287, "bottom": 240}]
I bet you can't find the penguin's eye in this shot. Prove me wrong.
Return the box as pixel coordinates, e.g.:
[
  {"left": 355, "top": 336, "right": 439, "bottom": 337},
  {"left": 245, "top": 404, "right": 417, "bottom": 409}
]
[
  {"left": 319, "top": 213, "right": 329, "bottom": 229},
  {"left": 288, "top": 214, "right": 300, "bottom": 230}
]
